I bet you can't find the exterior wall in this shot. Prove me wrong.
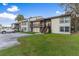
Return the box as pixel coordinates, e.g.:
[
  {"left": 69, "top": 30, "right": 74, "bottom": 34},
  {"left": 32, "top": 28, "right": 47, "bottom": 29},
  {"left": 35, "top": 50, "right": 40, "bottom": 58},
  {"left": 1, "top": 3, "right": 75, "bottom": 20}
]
[
  {"left": 51, "top": 16, "right": 71, "bottom": 34},
  {"left": 20, "top": 21, "right": 29, "bottom": 32},
  {"left": 31, "top": 19, "right": 51, "bottom": 33},
  {"left": 11, "top": 23, "right": 19, "bottom": 31},
  {"left": 29, "top": 16, "right": 43, "bottom": 32},
  {"left": 33, "top": 22, "right": 40, "bottom": 27},
  {"left": 33, "top": 28, "right": 40, "bottom": 32},
  {"left": 31, "top": 21, "right": 40, "bottom": 32}
]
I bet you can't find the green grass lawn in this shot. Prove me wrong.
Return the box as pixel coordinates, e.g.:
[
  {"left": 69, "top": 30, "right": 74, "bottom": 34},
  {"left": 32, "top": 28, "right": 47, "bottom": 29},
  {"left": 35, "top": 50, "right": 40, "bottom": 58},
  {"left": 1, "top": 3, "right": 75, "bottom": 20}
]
[{"left": 0, "top": 34, "right": 79, "bottom": 56}]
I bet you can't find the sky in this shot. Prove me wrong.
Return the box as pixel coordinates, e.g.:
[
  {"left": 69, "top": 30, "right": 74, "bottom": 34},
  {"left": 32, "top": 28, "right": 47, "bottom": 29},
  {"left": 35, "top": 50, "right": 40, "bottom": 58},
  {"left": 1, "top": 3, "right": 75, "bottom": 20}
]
[{"left": 0, "top": 3, "right": 64, "bottom": 26}]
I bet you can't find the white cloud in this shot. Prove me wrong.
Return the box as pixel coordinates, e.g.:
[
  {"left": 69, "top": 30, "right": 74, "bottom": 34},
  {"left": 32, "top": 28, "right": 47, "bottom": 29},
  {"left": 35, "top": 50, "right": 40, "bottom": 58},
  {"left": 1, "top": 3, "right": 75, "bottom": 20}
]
[
  {"left": 56, "top": 11, "right": 65, "bottom": 15},
  {"left": 2, "top": 3, "right": 8, "bottom": 6},
  {"left": 0, "top": 12, "right": 17, "bottom": 20},
  {"left": 56, "top": 11, "right": 61, "bottom": 14},
  {"left": 7, "top": 6, "right": 19, "bottom": 12}
]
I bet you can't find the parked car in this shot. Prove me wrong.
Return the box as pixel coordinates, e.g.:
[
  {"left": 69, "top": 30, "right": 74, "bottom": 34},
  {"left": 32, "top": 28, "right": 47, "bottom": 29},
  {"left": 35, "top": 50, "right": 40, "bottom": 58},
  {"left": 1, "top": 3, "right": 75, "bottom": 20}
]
[{"left": 1, "top": 28, "right": 15, "bottom": 34}]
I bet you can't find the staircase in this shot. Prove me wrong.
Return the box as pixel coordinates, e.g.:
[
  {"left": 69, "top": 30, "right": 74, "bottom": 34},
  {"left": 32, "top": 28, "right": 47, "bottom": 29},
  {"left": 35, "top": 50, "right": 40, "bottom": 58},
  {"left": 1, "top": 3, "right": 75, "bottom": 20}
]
[{"left": 40, "top": 26, "right": 48, "bottom": 33}]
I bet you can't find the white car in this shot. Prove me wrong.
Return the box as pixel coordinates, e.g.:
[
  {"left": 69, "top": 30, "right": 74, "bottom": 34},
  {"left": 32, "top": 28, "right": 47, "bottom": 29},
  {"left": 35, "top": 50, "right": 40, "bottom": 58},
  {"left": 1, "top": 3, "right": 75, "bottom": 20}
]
[{"left": 1, "top": 28, "right": 15, "bottom": 34}]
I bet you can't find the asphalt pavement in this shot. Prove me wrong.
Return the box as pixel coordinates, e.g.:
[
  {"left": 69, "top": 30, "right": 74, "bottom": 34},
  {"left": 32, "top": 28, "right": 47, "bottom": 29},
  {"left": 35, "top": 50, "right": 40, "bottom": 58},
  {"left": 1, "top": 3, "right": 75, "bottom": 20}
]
[{"left": 0, "top": 33, "right": 31, "bottom": 50}]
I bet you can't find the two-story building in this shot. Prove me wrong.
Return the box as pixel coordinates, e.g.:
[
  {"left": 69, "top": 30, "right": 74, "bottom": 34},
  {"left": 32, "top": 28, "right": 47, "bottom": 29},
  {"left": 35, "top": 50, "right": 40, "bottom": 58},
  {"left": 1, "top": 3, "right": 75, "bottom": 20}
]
[
  {"left": 30, "top": 18, "right": 51, "bottom": 33},
  {"left": 19, "top": 20, "right": 29, "bottom": 32},
  {"left": 51, "top": 14, "right": 71, "bottom": 34},
  {"left": 30, "top": 14, "right": 74, "bottom": 34},
  {"left": 19, "top": 16, "right": 43, "bottom": 32},
  {"left": 12, "top": 14, "right": 79, "bottom": 34},
  {"left": 11, "top": 23, "right": 20, "bottom": 31}
]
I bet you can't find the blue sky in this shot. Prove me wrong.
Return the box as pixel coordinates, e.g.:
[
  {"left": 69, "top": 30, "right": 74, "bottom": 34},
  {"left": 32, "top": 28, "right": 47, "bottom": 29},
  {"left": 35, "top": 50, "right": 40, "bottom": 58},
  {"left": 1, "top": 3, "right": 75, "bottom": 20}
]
[{"left": 0, "top": 3, "right": 64, "bottom": 26}]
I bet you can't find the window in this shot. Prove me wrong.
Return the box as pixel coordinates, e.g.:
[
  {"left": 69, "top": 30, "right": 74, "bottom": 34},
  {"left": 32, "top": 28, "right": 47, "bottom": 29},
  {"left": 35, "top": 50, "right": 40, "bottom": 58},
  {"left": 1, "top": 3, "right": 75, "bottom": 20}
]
[
  {"left": 60, "top": 18, "right": 64, "bottom": 23},
  {"left": 65, "top": 20, "right": 69, "bottom": 23},
  {"left": 60, "top": 17, "right": 70, "bottom": 23},
  {"left": 64, "top": 17, "right": 70, "bottom": 23},
  {"left": 65, "top": 27, "right": 69, "bottom": 32},
  {"left": 60, "top": 26, "right": 70, "bottom": 32},
  {"left": 60, "top": 27, "right": 64, "bottom": 32}
]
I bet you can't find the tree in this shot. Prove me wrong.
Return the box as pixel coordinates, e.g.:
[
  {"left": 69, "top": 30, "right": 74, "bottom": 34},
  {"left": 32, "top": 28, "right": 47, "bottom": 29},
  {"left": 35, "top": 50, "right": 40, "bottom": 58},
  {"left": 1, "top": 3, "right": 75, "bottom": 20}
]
[
  {"left": 60, "top": 3, "right": 79, "bottom": 14},
  {"left": 60, "top": 3, "right": 79, "bottom": 32},
  {"left": 15, "top": 14, "right": 25, "bottom": 23},
  {"left": 15, "top": 14, "right": 25, "bottom": 32}
]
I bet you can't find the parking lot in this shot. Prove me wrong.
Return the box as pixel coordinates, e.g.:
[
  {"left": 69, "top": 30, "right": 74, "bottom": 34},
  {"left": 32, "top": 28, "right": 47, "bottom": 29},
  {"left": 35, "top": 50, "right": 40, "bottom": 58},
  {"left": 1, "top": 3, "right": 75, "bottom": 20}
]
[{"left": 0, "top": 33, "right": 31, "bottom": 50}]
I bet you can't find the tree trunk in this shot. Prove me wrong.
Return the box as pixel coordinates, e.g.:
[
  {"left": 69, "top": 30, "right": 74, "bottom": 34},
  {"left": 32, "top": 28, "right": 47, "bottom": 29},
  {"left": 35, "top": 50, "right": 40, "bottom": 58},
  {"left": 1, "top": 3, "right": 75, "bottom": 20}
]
[{"left": 74, "top": 17, "right": 78, "bottom": 32}]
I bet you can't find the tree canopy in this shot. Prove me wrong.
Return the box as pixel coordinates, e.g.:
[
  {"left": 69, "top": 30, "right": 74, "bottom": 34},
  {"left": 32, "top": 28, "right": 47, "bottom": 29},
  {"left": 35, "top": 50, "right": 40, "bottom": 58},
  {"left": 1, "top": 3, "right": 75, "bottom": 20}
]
[
  {"left": 15, "top": 14, "right": 25, "bottom": 22},
  {"left": 60, "top": 3, "right": 79, "bottom": 32},
  {"left": 60, "top": 3, "right": 79, "bottom": 15}
]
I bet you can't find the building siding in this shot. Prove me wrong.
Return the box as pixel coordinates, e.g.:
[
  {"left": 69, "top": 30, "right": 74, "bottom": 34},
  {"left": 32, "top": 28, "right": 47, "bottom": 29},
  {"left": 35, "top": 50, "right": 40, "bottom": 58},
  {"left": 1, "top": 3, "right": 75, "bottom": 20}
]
[
  {"left": 51, "top": 16, "right": 71, "bottom": 34},
  {"left": 20, "top": 21, "right": 29, "bottom": 32},
  {"left": 33, "top": 28, "right": 40, "bottom": 32}
]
